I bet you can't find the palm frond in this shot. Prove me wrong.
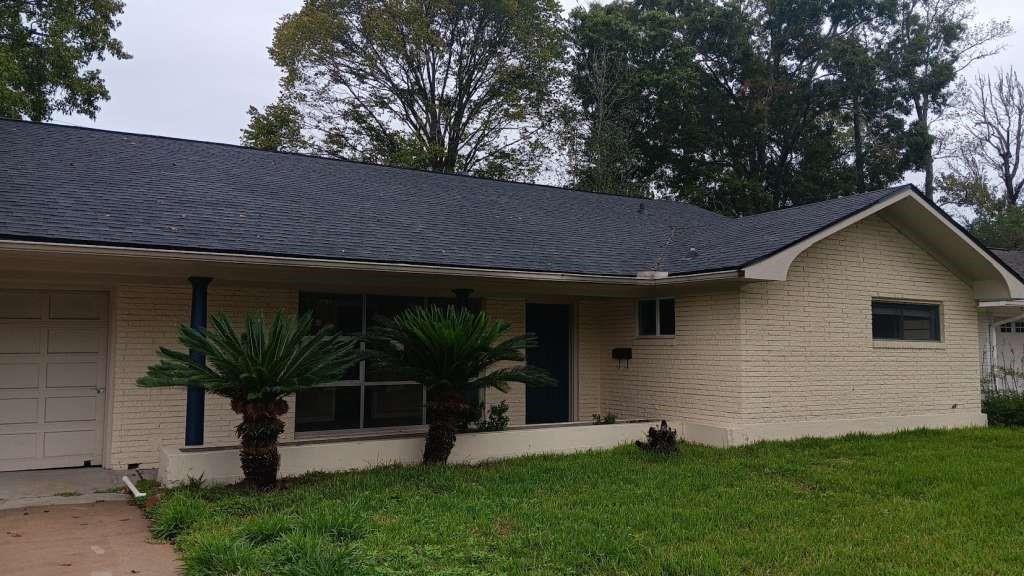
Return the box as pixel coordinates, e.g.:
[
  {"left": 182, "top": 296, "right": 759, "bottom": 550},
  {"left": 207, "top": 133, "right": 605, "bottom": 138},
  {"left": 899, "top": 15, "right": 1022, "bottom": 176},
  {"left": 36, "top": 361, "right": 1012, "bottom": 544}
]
[
  {"left": 136, "top": 310, "right": 360, "bottom": 404},
  {"left": 365, "top": 305, "right": 553, "bottom": 396}
]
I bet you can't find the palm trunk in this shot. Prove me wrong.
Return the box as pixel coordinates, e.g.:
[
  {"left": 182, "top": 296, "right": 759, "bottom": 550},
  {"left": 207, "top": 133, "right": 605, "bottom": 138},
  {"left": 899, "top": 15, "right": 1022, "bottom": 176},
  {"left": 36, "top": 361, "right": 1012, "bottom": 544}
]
[
  {"left": 232, "top": 399, "right": 288, "bottom": 488},
  {"left": 423, "top": 393, "right": 469, "bottom": 464}
]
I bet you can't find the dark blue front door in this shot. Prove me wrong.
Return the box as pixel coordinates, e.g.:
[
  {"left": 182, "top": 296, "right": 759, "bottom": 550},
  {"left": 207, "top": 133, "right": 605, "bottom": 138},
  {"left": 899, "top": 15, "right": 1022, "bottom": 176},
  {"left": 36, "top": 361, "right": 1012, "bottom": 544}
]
[{"left": 525, "top": 303, "right": 571, "bottom": 424}]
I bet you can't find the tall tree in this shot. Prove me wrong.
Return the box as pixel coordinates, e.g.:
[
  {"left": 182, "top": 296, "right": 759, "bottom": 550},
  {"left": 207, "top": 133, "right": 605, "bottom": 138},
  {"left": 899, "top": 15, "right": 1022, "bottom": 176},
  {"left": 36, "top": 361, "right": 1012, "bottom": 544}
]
[
  {"left": 565, "top": 2, "right": 694, "bottom": 197},
  {"left": 569, "top": 0, "right": 907, "bottom": 215},
  {"left": 0, "top": 0, "right": 130, "bottom": 121},
  {"left": 248, "top": 0, "right": 565, "bottom": 181},
  {"left": 939, "top": 69, "right": 1024, "bottom": 249},
  {"left": 890, "top": 0, "right": 1010, "bottom": 198}
]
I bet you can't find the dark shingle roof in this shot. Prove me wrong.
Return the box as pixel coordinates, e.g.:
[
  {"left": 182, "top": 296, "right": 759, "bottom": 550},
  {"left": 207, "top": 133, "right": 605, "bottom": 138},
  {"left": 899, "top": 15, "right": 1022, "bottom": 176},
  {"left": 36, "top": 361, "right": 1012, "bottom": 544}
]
[
  {"left": 0, "top": 120, "right": 913, "bottom": 277},
  {"left": 994, "top": 250, "right": 1024, "bottom": 277}
]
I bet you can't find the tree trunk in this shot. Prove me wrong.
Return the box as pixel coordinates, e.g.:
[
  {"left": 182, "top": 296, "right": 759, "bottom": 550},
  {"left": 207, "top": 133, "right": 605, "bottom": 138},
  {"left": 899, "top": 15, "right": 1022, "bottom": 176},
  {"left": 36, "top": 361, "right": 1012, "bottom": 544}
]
[
  {"left": 232, "top": 398, "right": 288, "bottom": 488},
  {"left": 423, "top": 393, "right": 469, "bottom": 464},
  {"left": 853, "top": 99, "right": 865, "bottom": 194}
]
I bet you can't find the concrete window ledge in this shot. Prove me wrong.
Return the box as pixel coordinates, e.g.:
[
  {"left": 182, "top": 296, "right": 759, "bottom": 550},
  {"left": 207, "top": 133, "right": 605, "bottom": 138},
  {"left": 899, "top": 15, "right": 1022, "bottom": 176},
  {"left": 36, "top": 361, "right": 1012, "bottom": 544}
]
[{"left": 159, "top": 420, "right": 665, "bottom": 486}]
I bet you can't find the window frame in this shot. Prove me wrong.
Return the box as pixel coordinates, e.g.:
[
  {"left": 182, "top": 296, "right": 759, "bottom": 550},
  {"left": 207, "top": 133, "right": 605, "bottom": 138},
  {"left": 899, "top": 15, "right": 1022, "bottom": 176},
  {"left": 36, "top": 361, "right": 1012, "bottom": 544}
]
[
  {"left": 637, "top": 297, "right": 676, "bottom": 337},
  {"left": 296, "top": 292, "right": 446, "bottom": 433},
  {"left": 871, "top": 300, "right": 942, "bottom": 342}
]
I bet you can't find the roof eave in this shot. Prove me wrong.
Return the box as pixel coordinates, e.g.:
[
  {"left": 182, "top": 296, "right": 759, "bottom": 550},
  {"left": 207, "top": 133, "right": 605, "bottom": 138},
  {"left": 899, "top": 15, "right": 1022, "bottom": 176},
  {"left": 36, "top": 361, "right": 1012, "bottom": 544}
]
[{"left": 0, "top": 238, "right": 742, "bottom": 287}]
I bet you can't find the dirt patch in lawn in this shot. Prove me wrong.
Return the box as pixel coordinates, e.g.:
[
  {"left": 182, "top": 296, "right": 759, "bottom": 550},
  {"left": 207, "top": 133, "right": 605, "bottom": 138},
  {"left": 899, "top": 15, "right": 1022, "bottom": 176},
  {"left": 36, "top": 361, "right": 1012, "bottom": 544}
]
[{"left": 0, "top": 500, "right": 179, "bottom": 576}]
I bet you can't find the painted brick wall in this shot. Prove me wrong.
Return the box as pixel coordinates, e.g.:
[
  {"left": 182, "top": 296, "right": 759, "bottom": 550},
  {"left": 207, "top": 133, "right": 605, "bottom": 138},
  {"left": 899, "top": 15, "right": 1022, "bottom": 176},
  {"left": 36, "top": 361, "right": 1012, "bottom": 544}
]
[
  {"left": 482, "top": 297, "right": 527, "bottom": 426},
  {"left": 108, "top": 281, "right": 297, "bottom": 469},
  {"left": 738, "top": 214, "right": 981, "bottom": 424},
  {"left": 109, "top": 282, "right": 190, "bottom": 468},
  {"left": 578, "top": 288, "right": 745, "bottom": 426}
]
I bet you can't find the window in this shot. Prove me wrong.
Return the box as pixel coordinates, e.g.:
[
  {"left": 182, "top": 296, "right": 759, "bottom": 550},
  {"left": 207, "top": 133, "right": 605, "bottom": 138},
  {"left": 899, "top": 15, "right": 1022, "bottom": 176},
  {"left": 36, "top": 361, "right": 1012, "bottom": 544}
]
[
  {"left": 294, "top": 293, "right": 479, "bottom": 432},
  {"left": 1002, "top": 323, "right": 1013, "bottom": 333},
  {"left": 638, "top": 298, "right": 675, "bottom": 336},
  {"left": 871, "top": 301, "right": 941, "bottom": 341}
]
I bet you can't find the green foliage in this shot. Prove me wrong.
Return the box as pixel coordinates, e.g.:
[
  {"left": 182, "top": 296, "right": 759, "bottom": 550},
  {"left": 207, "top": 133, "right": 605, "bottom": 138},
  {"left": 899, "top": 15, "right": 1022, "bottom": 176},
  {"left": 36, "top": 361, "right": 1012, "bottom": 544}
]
[
  {"left": 0, "top": 0, "right": 131, "bottom": 121},
  {"left": 366, "top": 305, "right": 554, "bottom": 463},
  {"left": 566, "top": 0, "right": 910, "bottom": 213},
  {"left": 982, "top": 390, "right": 1024, "bottom": 427},
  {"left": 970, "top": 205, "right": 1024, "bottom": 250},
  {"left": 152, "top": 428, "right": 1024, "bottom": 575},
  {"left": 241, "top": 103, "right": 309, "bottom": 153},
  {"left": 137, "top": 311, "right": 359, "bottom": 404},
  {"left": 565, "top": 0, "right": 1008, "bottom": 213},
  {"left": 150, "top": 491, "right": 210, "bottom": 540},
  {"left": 365, "top": 306, "right": 555, "bottom": 398},
  {"left": 472, "top": 400, "right": 510, "bottom": 432},
  {"left": 591, "top": 412, "right": 617, "bottom": 425},
  {"left": 252, "top": 0, "right": 566, "bottom": 181}
]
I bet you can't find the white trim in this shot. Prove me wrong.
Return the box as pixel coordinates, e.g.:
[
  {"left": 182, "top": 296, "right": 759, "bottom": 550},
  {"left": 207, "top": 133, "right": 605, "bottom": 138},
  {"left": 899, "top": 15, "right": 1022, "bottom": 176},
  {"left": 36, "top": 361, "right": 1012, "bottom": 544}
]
[{"left": 0, "top": 239, "right": 741, "bottom": 286}]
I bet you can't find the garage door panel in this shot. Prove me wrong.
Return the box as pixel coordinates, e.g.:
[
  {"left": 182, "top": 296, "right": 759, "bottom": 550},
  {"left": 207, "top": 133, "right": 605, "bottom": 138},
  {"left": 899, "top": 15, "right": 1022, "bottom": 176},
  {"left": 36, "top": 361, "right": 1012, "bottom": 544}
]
[
  {"left": 0, "top": 292, "right": 45, "bottom": 319},
  {"left": 0, "top": 398, "right": 39, "bottom": 424},
  {"left": 0, "top": 363, "right": 41, "bottom": 389},
  {"left": 0, "top": 290, "right": 107, "bottom": 470},
  {"left": 0, "top": 325, "right": 43, "bottom": 354},
  {"left": 44, "top": 430, "right": 97, "bottom": 458},
  {"left": 49, "top": 293, "right": 106, "bottom": 320},
  {"left": 47, "top": 362, "right": 101, "bottom": 389},
  {"left": 45, "top": 395, "right": 96, "bottom": 423},
  {"left": 47, "top": 328, "right": 102, "bottom": 354},
  {"left": 0, "top": 433, "right": 38, "bottom": 460}
]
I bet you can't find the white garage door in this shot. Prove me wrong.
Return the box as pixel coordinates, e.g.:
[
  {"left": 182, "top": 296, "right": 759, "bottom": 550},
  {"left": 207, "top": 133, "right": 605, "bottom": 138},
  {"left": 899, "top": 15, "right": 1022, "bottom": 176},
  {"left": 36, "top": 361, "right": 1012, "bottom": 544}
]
[{"left": 0, "top": 291, "right": 108, "bottom": 471}]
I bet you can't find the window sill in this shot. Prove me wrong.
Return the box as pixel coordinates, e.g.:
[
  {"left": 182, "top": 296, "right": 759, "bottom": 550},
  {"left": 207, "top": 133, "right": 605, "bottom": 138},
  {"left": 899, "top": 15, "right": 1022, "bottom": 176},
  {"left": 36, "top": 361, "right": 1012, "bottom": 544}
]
[
  {"left": 872, "top": 339, "right": 945, "bottom": 350},
  {"left": 294, "top": 425, "right": 428, "bottom": 442},
  {"left": 635, "top": 334, "right": 676, "bottom": 340}
]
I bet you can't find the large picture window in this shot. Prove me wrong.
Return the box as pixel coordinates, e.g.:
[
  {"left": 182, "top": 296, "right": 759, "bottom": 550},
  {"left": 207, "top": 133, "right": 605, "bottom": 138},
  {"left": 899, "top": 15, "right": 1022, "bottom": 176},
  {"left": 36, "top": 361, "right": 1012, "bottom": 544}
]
[
  {"left": 871, "top": 301, "right": 941, "bottom": 342},
  {"left": 294, "top": 293, "right": 477, "bottom": 433}
]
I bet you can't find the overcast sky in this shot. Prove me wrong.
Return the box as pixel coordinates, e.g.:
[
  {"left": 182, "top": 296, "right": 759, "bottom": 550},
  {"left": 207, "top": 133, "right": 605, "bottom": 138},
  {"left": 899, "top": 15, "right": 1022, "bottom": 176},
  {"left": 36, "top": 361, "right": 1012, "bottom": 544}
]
[{"left": 55, "top": 0, "right": 1023, "bottom": 173}]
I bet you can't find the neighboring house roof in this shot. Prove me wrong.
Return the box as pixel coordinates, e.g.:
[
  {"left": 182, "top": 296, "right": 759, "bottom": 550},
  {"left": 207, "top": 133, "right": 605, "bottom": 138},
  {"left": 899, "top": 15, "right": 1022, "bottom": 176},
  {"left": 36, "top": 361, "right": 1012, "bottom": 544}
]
[
  {"left": 994, "top": 250, "right": 1024, "bottom": 278},
  {"left": 0, "top": 119, "right": 917, "bottom": 278}
]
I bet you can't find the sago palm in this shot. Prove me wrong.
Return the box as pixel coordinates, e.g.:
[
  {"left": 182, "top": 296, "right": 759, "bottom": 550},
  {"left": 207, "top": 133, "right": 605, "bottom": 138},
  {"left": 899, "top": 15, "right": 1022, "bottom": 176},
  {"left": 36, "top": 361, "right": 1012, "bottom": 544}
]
[
  {"left": 366, "top": 305, "right": 555, "bottom": 464},
  {"left": 137, "top": 311, "right": 359, "bottom": 487}
]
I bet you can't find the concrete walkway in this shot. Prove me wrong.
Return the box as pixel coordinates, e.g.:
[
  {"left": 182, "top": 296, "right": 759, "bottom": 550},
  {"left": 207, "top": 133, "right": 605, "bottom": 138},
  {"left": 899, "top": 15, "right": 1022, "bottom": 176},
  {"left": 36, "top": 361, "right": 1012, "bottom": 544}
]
[
  {"left": 0, "top": 501, "right": 180, "bottom": 575},
  {"left": 0, "top": 467, "right": 144, "bottom": 510}
]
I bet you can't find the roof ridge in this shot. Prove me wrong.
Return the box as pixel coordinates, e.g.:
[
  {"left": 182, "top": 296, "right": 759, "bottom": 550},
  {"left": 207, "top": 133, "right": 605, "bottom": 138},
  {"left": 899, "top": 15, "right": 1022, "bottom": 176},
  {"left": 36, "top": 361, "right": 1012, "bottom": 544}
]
[{"left": 0, "top": 117, "right": 725, "bottom": 216}]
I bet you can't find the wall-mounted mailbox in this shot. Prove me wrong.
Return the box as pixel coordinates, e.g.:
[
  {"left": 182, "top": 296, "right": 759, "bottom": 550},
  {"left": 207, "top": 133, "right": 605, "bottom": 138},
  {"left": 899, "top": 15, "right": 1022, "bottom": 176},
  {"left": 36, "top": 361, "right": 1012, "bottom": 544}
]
[{"left": 612, "top": 347, "right": 632, "bottom": 368}]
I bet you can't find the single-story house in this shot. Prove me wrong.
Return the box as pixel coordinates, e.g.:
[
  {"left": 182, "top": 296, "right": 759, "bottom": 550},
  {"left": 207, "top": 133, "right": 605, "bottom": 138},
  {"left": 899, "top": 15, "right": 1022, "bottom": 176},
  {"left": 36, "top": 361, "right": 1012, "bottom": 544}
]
[{"left": 3, "top": 119, "right": 1024, "bottom": 476}]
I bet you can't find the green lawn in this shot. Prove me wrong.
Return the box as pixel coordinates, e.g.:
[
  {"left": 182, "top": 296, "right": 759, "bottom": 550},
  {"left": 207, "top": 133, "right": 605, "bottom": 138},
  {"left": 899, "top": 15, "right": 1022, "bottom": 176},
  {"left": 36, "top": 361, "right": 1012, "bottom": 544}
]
[{"left": 149, "top": 427, "right": 1024, "bottom": 576}]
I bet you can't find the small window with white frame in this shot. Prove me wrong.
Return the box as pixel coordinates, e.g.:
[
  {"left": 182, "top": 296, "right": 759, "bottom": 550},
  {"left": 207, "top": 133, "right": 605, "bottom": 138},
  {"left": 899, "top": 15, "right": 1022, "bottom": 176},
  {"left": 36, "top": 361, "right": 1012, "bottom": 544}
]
[{"left": 638, "top": 298, "right": 675, "bottom": 336}]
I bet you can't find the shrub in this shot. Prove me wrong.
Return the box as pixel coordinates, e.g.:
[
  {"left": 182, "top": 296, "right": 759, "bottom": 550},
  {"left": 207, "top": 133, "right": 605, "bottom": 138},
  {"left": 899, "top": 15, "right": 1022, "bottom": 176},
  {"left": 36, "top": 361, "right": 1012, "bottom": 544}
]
[
  {"left": 472, "top": 401, "right": 510, "bottom": 432},
  {"left": 591, "top": 412, "right": 617, "bottom": 425},
  {"left": 983, "top": 390, "right": 1024, "bottom": 427},
  {"left": 635, "top": 420, "right": 678, "bottom": 454}
]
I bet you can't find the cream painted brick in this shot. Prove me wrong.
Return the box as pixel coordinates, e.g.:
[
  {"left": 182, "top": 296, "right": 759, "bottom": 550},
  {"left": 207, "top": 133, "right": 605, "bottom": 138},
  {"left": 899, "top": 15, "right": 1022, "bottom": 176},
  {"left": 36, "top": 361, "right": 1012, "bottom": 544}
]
[
  {"left": 738, "top": 215, "right": 981, "bottom": 424},
  {"left": 109, "top": 282, "right": 297, "bottom": 469},
  {"left": 482, "top": 297, "right": 527, "bottom": 426},
  {"left": 109, "top": 283, "right": 190, "bottom": 468},
  {"left": 578, "top": 288, "right": 744, "bottom": 426}
]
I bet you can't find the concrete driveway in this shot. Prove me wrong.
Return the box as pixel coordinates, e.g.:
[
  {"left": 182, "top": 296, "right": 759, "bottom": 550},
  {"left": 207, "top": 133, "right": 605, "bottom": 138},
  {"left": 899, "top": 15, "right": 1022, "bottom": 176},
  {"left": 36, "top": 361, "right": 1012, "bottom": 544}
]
[{"left": 0, "top": 501, "right": 180, "bottom": 576}]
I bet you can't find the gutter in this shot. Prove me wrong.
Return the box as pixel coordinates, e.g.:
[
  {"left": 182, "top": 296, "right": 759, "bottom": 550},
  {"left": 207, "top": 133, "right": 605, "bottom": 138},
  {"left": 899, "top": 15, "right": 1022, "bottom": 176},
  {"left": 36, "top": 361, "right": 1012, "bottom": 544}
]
[{"left": 0, "top": 238, "right": 742, "bottom": 286}]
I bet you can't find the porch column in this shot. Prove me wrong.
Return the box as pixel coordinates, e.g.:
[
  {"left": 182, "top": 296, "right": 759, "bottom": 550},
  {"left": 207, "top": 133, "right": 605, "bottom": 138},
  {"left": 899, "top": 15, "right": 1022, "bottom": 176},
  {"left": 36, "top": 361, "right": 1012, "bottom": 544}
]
[{"left": 185, "top": 276, "right": 212, "bottom": 446}]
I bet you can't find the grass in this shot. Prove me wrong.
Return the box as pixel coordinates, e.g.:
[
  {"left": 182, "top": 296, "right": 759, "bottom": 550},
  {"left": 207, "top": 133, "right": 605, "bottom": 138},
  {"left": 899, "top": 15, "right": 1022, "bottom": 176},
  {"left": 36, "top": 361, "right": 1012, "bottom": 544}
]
[
  {"left": 148, "top": 427, "right": 1024, "bottom": 576},
  {"left": 52, "top": 491, "right": 82, "bottom": 497}
]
